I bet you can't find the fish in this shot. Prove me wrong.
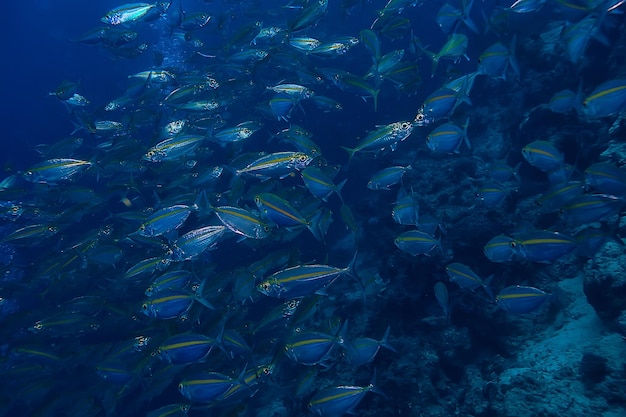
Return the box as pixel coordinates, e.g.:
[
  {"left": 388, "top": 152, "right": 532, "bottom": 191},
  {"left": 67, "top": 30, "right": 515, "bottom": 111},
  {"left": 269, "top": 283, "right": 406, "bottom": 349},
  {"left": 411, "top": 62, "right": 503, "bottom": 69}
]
[
  {"left": 343, "top": 326, "right": 397, "bottom": 366},
  {"left": 426, "top": 118, "right": 470, "bottom": 154},
  {"left": 341, "top": 121, "right": 414, "bottom": 161},
  {"left": 137, "top": 205, "right": 195, "bottom": 237},
  {"left": 560, "top": 194, "right": 624, "bottom": 225},
  {"left": 483, "top": 234, "right": 520, "bottom": 262},
  {"left": 445, "top": 263, "right": 493, "bottom": 298},
  {"left": 515, "top": 230, "right": 578, "bottom": 263},
  {"left": 212, "top": 205, "right": 271, "bottom": 240},
  {"left": 477, "top": 37, "right": 519, "bottom": 80},
  {"left": 308, "top": 378, "right": 382, "bottom": 417},
  {"left": 496, "top": 285, "right": 552, "bottom": 314},
  {"left": 579, "top": 79, "right": 626, "bottom": 118},
  {"left": 168, "top": 225, "right": 228, "bottom": 262},
  {"left": 477, "top": 182, "right": 511, "bottom": 207},
  {"left": 23, "top": 158, "right": 91, "bottom": 184},
  {"left": 157, "top": 333, "right": 217, "bottom": 364},
  {"left": 436, "top": 0, "right": 479, "bottom": 34},
  {"left": 367, "top": 165, "right": 411, "bottom": 190},
  {"left": 547, "top": 89, "right": 577, "bottom": 113},
  {"left": 284, "top": 326, "right": 345, "bottom": 366},
  {"left": 394, "top": 230, "right": 440, "bottom": 256},
  {"left": 584, "top": 162, "right": 626, "bottom": 196},
  {"left": 301, "top": 166, "right": 346, "bottom": 203},
  {"left": 254, "top": 192, "right": 323, "bottom": 241},
  {"left": 235, "top": 152, "right": 314, "bottom": 179},
  {"left": 415, "top": 88, "right": 467, "bottom": 124},
  {"left": 178, "top": 371, "right": 238, "bottom": 403},
  {"left": 419, "top": 33, "right": 469, "bottom": 77},
  {"left": 521, "top": 140, "right": 564, "bottom": 173},
  {"left": 141, "top": 286, "right": 214, "bottom": 319},
  {"left": 143, "top": 135, "right": 204, "bottom": 163},
  {"left": 257, "top": 257, "right": 355, "bottom": 299},
  {"left": 391, "top": 188, "right": 420, "bottom": 225},
  {"left": 101, "top": 2, "right": 166, "bottom": 26},
  {"left": 536, "top": 181, "right": 585, "bottom": 212}
]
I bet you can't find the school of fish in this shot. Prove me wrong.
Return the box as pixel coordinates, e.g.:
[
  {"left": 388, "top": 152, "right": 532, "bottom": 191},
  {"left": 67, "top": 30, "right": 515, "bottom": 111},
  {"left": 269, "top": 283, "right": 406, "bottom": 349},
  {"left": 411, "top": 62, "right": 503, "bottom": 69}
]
[{"left": 1, "top": 0, "right": 626, "bottom": 416}]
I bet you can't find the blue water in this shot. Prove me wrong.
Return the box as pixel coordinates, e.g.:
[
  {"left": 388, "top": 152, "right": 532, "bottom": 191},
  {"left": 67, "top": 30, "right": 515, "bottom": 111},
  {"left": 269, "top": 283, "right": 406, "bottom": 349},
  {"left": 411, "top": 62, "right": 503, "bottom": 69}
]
[{"left": 1, "top": 1, "right": 626, "bottom": 416}]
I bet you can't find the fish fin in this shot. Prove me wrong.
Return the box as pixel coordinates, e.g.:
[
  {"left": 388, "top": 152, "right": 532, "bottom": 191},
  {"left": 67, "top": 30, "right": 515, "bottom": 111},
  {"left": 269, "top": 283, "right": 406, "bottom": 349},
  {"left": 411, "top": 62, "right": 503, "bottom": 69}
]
[
  {"left": 380, "top": 325, "right": 398, "bottom": 353},
  {"left": 463, "top": 117, "right": 472, "bottom": 150},
  {"left": 341, "top": 146, "right": 357, "bottom": 163},
  {"left": 334, "top": 178, "right": 347, "bottom": 204}
]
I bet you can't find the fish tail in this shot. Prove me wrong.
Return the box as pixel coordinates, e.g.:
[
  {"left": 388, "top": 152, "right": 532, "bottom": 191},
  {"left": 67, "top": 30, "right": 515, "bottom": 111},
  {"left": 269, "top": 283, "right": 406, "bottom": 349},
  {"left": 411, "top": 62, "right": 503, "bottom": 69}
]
[
  {"left": 341, "top": 146, "right": 357, "bottom": 163},
  {"left": 306, "top": 210, "right": 326, "bottom": 243},
  {"left": 483, "top": 274, "right": 495, "bottom": 300},
  {"left": 334, "top": 178, "right": 347, "bottom": 204},
  {"left": 380, "top": 325, "right": 398, "bottom": 353},
  {"left": 463, "top": 117, "right": 472, "bottom": 150},
  {"left": 194, "top": 279, "right": 215, "bottom": 310},
  {"left": 372, "top": 88, "right": 380, "bottom": 112}
]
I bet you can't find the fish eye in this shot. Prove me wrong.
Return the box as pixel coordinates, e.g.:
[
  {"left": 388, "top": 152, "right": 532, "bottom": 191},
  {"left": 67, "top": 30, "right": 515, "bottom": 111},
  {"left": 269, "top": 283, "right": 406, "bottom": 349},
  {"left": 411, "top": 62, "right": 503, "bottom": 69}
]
[
  {"left": 260, "top": 282, "right": 270, "bottom": 291},
  {"left": 402, "top": 122, "right": 410, "bottom": 129},
  {"left": 263, "top": 225, "right": 270, "bottom": 232},
  {"left": 510, "top": 241, "right": 517, "bottom": 248},
  {"left": 254, "top": 196, "right": 261, "bottom": 204},
  {"left": 141, "top": 303, "right": 148, "bottom": 311},
  {"left": 181, "top": 405, "right": 190, "bottom": 412},
  {"left": 178, "top": 383, "right": 184, "bottom": 391},
  {"left": 298, "top": 155, "right": 308, "bottom": 162},
  {"left": 415, "top": 114, "right": 424, "bottom": 121},
  {"left": 146, "top": 150, "right": 155, "bottom": 158},
  {"left": 33, "top": 323, "right": 44, "bottom": 331}
]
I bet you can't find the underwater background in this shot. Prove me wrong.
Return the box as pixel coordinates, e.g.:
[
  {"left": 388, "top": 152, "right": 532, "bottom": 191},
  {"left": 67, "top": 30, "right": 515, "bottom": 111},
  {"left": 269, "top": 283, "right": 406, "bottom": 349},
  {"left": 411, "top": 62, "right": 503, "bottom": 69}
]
[{"left": 1, "top": 0, "right": 626, "bottom": 416}]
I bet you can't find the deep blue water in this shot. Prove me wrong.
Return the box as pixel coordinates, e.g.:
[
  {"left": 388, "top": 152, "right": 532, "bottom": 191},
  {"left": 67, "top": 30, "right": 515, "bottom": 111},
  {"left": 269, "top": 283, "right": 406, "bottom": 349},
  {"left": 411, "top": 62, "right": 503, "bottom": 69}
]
[{"left": 1, "top": 1, "right": 626, "bottom": 416}]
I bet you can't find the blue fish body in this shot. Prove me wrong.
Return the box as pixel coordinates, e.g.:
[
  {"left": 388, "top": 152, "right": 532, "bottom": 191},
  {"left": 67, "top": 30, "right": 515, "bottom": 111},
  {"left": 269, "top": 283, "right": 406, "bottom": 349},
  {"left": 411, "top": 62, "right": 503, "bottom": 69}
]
[
  {"left": 580, "top": 79, "right": 626, "bottom": 118},
  {"left": 516, "top": 231, "right": 577, "bottom": 263},
  {"left": 484, "top": 234, "right": 520, "bottom": 262},
  {"left": 178, "top": 372, "right": 235, "bottom": 402},
  {"left": 496, "top": 285, "right": 551, "bottom": 314},
  {"left": 158, "top": 333, "right": 216, "bottom": 364}
]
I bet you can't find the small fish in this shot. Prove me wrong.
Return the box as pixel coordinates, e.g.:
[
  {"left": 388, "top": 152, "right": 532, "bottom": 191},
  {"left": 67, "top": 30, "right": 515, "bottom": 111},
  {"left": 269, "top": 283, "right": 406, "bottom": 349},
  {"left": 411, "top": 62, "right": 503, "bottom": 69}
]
[
  {"left": 24, "top": 158, "right": 91, "bottom": 184},
  {"left": 301, "top": 166, "right": 346, "bottom": 202},
  {"left": 394, "top": 230, "right": 440, "bottom": 256},
  {"left": 547, "top": 89, "right": 577, "bottom": 113},
  {"left": 342, "top": 121, "right": 413, "bottom": 161},
  {"left": 436, "top": 1, "right": 479, "bottom": 34},
  {"left": 426, "top": 118, "right": 470, "bottom": 154},
  {"left": 178, "top": 371, "right": 238, "bottom": 403},
  {"left": 536, "top": 181, "right": 585, "bottom": 212},
  {"left": 479, "top": 181, "right": 513, "bottom": 207},
  {"left": 367, "top": 166, "right": 411, "bottom": 190},
  {"left": 308, "top": 375, "right": 382, "bottom": 417},
  {"left": 477, "top": 38, "right": 519, "bottom": 80},
  {"left": 157, "top": 333, "right": 217, "bottom": 364},
  {"left": 496, "top": 285, "right": 552, "bottom": 314},
  {"left": 445, "top": 262, "right": 493, "bottom": 298},
  {"left": 169, "top": 225, "right": 228, "bottom": 262},
  {"left": 521, "top": 140, "right": 564, "bottom": 173},
  {"left": 101, "top": 2, "right": 163, "bottom": 25},
  {"left": 235, "top": 152, "right": 313, "bottom": 179},
  {"left": 142, "top": 286, "right": 213, "bottom": 319},
  {"left": 415, "top": 88, "right": 467, "bottom": 124},
  {"left": 144, "top": 135, "right": 204, "bottom": 162},
  {"left": 146, "top": 270, "right": 192, "bottom": 297},
  {"left": 257, "top": 257, "right": 355, "bottom": 299},
  {"left": 515, "top": 230, "right": 577, "bottom": 263},
  {"left": 284, "top": 327, "right": 345, "bottom": 366},
  {"left": 483, "top": 234, "right": 520, "bottom": 262},
  {"left": 391, "top": 189, "right": 420, "bottom": 225},
  {"left": 560, "top": 194, "right": 624, "bottom": 225},
  {"left": 137, "top": 205, "right": 194, "bottom": 237},
  {"left": 343, "top": 326, "right": 397, "bottom": 366},
  {"left": 579, "top": 79, "right": 626, "bottom": 118},
  {"left": 420, "top": 33, "right": 469, "bottom": 76},
  {"left": 213, "top": 205, "right": 271, "bottom": 240},
  {"left": 584, "top": 162, "right": 626, "bottom": 196}
]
